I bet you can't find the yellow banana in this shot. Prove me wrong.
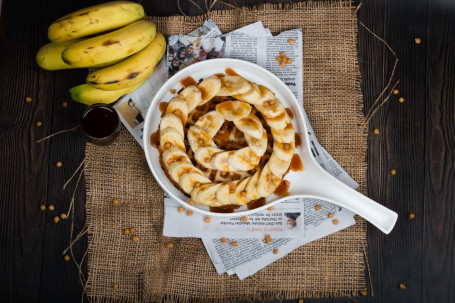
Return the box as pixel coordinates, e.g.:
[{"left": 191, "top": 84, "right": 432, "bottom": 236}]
[
  {"left": 86, "top": 33, "right": 166, "bottom": 91},
  {"left": 62, "top": 20, "right": 156, "bottom": 68},
  {"left": 48, "top": 1, "right": 145, "bottom": 42},
  {"left": 36, "top": 39, "right": 83, "bottom": 70},
  {"left": 70, "top": 80, "right": 144, "bottom": 105}
]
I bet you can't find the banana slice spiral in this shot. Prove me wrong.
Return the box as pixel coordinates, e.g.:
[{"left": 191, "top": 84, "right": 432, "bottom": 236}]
[{"left": 157, "top": 75, "right": 296, "bottom": 207}]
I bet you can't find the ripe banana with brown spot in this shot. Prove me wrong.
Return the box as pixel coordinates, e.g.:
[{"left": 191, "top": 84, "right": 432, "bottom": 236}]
[
  {"left": 62, "top": 20, "right": 156, "bottom": 68},
  {"left": 86, "top": 33, "right": 166, "bottom": 91},
  {"left": 69, "top": 80, "right": 144, "bottom": 105},
  {"left": 48, "top": 1, "right": 145, "bottom": 42}
]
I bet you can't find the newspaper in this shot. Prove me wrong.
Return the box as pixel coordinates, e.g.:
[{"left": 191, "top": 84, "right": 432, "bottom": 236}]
[{"left": 114, "top": 21, "right": 359, "bottom": 279}]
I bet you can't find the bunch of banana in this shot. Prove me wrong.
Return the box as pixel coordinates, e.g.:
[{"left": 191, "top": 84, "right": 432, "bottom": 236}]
[{"left": 36, "top": 1, "right": 166, "bottom": 105}]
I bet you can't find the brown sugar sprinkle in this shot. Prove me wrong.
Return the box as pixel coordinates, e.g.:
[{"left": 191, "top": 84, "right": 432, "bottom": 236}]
[
  {"left": 62, "top": 101, "right": 68, "bottom": 108},
  {"left": 273, "top": 249, "right": 279, "bottom": 254},
  {"left": 112, "top": 198, "right": 119, "bottom": 205},
  {"left": 398, "top": 283, "right": 406, "bottom": 290},
  {"left": 332, "top": 219, "right": 339, "bottom": 225},
  {"left": 36, "top": 121, "right": 42, "bottom": 127},
  {"left": 241, "top": 216, "right": 248, "bottom": 222},
  {"left": 393, "top": 89, "right": 399, "bottom": 95},
  {"left": 54, "top": 216, "right": 60, "bottom": 223},
  {"left": 169, "top": 89, "right": 176, "bottom": 94},
  {"left": 64, "top": 255, "right": 70, "bottom": 262},
  {"left": 360, "top": 290, "right": 367, "bottom": 296},
  {"left": 166, "top": 243, "right": 174, "bottom": 248},
  {"left": 288, "top": 38, "right": 295, "bottom": 44},
  {"left": 390, "top": 169, "right": 397, "bottom": 175},
  {"left": 40, "top": 205, "right": 46, "bottom": 211},
  {"left": 25, "top": 97, "right": 32, "bottom": 102},
  {"left": 113, "top": 283, "right": 119, "bottom": 290},
  {"left": 204, "top": 217, "right": 211, "bottom": 223},
  {"left": 129, "top": 227, "right": 135, "bottom": 233},
  {"left": 286, "top": 59, "right": 292, "bottom": 64},
  {"left": 275, "top": 56, "right": 281, "bottom": 62},
  {"left": 48, "top": 204, "right": 55, "bottom": 211},
  {"left": 265, "top": 234, "right": 271, "bottom": 244},
  {"left": 231, "top": 241, "right": 238, "bottom": 247},
  {"left": 280, "top": 61, "right": 286, "bottom": 68},
  {"left": 328, "top": 212, "right": 334, "bottom": 218},
  {"left": 408, "top": 212, "right": 415, "bottom": 220},
  {"left": 374, "top": 128, "right": 380, "bottom": 135},
  {"left": 132, "top": 236, "right": 139, "bottom": 242},
  {"left": 178, "top": 206, "right": 185, "bottom": 213},
  {"left": 186, "top": 210, "right": 193, "bottom": 216},
  {"left": 414, "top": 37, "right": 421, "bottom": 44},
  {"left": 221, "top": 237, "right": 228, "bottom": 243},
  {"left": 280, "top": 52, "right": 286, "bottom": 57},
  {"left": 399, "top": 97, "right": 405, "bottom": 103},
  {"left": 60, "top": 213, "right": 67, "bottom": 219},
  {"left": 315, "top": 204, "right": 321, "bottom": 211},
  {"left": 124, "top": 228, "right": 130, "bottom": 234},
  {"left": 268, "top": 206, "right": 274, "bottom": 211},
  {"left": 56, "top": 161, "right": 62, "bottom": 167}
]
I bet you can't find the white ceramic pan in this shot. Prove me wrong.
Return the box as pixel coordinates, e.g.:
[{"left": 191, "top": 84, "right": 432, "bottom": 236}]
[{"left": 143, "top": 58, "right": 398, "bottom": 234}]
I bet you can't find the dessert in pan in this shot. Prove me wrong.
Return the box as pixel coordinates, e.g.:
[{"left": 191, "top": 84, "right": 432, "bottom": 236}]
[{"left": 153, "top": 71, "right": 298, "bottom": 210}]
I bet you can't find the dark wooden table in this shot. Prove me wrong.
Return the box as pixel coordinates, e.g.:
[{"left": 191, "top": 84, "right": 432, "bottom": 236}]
[{"left": 1, "top": 0, "right": 453, "bottom": 302}]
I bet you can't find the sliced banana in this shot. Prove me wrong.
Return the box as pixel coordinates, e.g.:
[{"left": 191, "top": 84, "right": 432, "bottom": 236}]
[
  {"left": 228, "top": 147, "right": 260, "bottom": 171},
  {"left": 179, "top": 86, "right": 202, "bottom": 112},
  {"left": 160, "top": 113, "right": 184, "bottom": 136},
  {"left": 233, "top": 82, "right": 260, "bottom": 103},
  {"left": 191, "top": 183, "right": 221, "bottom": 206},
  {"left": 271, "top": 123, "right": 295, "bottom": 143},
  {"left": 162, "top": 147, "right": 190, "bottom": 169},
  {"left": 160, "top": 127, "right": 185, "bottom": 151},
  {"left": 273, "top": 141, "right": 295, "bottom": 162},
  {"left": 234, "top": 114, "right": 263, "bottom": 139},
  {"left": 187, "top": 126, "right": 216, "bottom": 152},
  {"left": 194, "top": 147, "right": 223, "bottom": 169},
  {"left": 195, "top": 110, "right": 225, "bottom": 137},
  {"left": 210, "top": 151, "right": 235, "bottom": 172},
  {"left": 245, "top": 170, "right": 261, "bottom": 201},
  {"left": 256, "top": 85, "right": 275, "bottom": 105},
  {"left": 198, "top": 76, "right": 221, "bottom": 105},
  {"left": 268, "top": 152, "right": 292, "bottom": 177},
  {"left": 255, "top": 98, "right": 285, "bottom": 118},
  {"left": 264, "top": 112, "right": 291, "bottom": 130},
  {"left": 216, "top": 182, "right": 232, "bottom": 205},
  {"left": 166, "top": 98, "right": 188, "bottom": 125},
  {"left": 230, "top": 177, "right": 249, "bottom": 205},
  {"left": 257, "top": 163, "right": 281, "bottom": 197},
  {"left": 168, "top": 162, "right": 202, "bottom": 183},
  {"left": 216, "top": 101, "right": 251, "bottom": 121},
  {"left": 217, "top": 76, "right": 252, "bottom": 96},
  {"left": 245, "top": 132, "right": 268, "bottom": 156},
  {"left": 179, "top": 172, "right": 212, "bottom": 193},
  {"left": 213, "top": 171, "right": 251, "bottom": 183}
]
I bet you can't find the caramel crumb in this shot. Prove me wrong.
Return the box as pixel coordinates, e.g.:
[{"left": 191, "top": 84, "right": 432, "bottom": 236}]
[
  {"left": 265, "top": 234, "right": 271, "bottom": 244},
  {"left": 280, "top": 61, "right": 286, "bottom": 68},
  {"left": 178, "top": 206, "right": 185, "bottom": 213},
  {"left": 399, "top": 97, "right": 405, "bottom": 103},
  {"left": 391, "top": 169, "right": 397, "bottom": 175},
  {"left": 174, "top": 109, "right": 181, "bottom": 117},
  {"left": 221, "top": 237, "right": 228, "bottom": 243},
  {"left": 54, "top": 216, "right": 60, "bottom": 223},
  {"left": 269, "top": 99, "right": 275, "bottom": 105},
  {"left": 194, "top": 181, "right": 201, "bottom": 189},
  {"left": 268, "top": 206, "right": 274, "bottom": 211},
  {"left": 124, "top": 228, "right": 130, "bottom": 234},
  {"left": 333, "top": 219, "right": 339, "bottom": 225},
  {"left": 241, "top": 190, "right": 247, "bottom": 197},
  {"left": 26, "top": 97, "right": 32, "bottom": 102},
  {"left": 189, "top": 199, "right": 194, "bottom": 205},
  {"left": 241, "top": 216, "right": 247, "bottom": 222},
  {"left": 170, "top": 89, "right": 176, "bottom": 94},
  {"left": 231, "top": 241, "right": 238, "bottom": 247},
  {"left": 132, "top": 236, "right": 139, "bottom": 242},
  {"left": 280, "top": 52, "right": 286, "bottom": 57},
  {"left": 273, "top": 249, "right": 278, "bottom": 254},
  {"left": 36, "top": 121, "right": 42, "bottom": 127},
  {"left": 286, "top": 59, "right": 292, "bottom": 64},
  {"left": 414, "top": 37, "right": 421, "bottom": 44},
  {"left": 315, "top": 205, "right": 321, "bottom": 211},
  {"left": 374, "top": 128, "right": 380, "bottom": 135},
  {"left": 263, "top": 101, "right": 270, "bottom": 107},
  {"left": 360, "top": 290, "right": 367, "bottom": 296},
  {"left": 48, "top": 205, "right": 55, "bottom": 211},
  {"left": 113, "top": 283, "right": 119, "bottom": 290},
  {"left": 288, "top": 38, "right": 295, "bottom": 44},
  {"left": 204, "top": 217, "right": 211, "bottom": 223},
  {"left": 163, "top": 142, "right": 171, "bottom": 149},
  {"left": 56, "top": 161, "right": 62, "bottom": 167},
  {"left": 60, "top": 213, "right": 67, "bottom": 219},
  {"left": 398, "top": 283, "right": 406, "bottom": 290},
  {"left": 129, "top": 227, "right": 135, "bottom": 233},
  {"left": 166, "top": 243, "right": 174, "bottom": 248},
  {"left": 186, "top": 210, "right": 193, "bottom": 216},
  {"left": 276, "top": 56, "right": 281, "bottom": 62},
  {"left": 40, "top": 205, "right": 46, "bottom": 211},
  {"left": 328, "top": 212, "right": 334, "bottom": 218},
  {"left": 408, "top": 212, "right": 415, "bottom": 220},
  {"left": 393, "top": 89, "right": 399, "bottom": 95},
  {"left": 225, "top": 81, "right": 231, "bottom": 87},
  {"left": 62, "top": 102, "right": 68, "bottom": 108},
  {"left": 64, "top": 255, "right": 70, "bottom": 262},
  {"left": 281, "top": 56, "right": 287, "bottom": 62},
  {"left": 112, "top": 198, "right": 119, "bottom": 205}
]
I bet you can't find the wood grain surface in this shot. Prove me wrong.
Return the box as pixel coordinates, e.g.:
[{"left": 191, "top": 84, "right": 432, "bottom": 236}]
[{"left": 0, "top": 0, "right": 453, "bottom": 302}]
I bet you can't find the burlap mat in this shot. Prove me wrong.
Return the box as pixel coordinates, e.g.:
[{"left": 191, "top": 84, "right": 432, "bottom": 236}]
[{"left": 84, "top": 1, "right": 367, "bottom": 301}]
